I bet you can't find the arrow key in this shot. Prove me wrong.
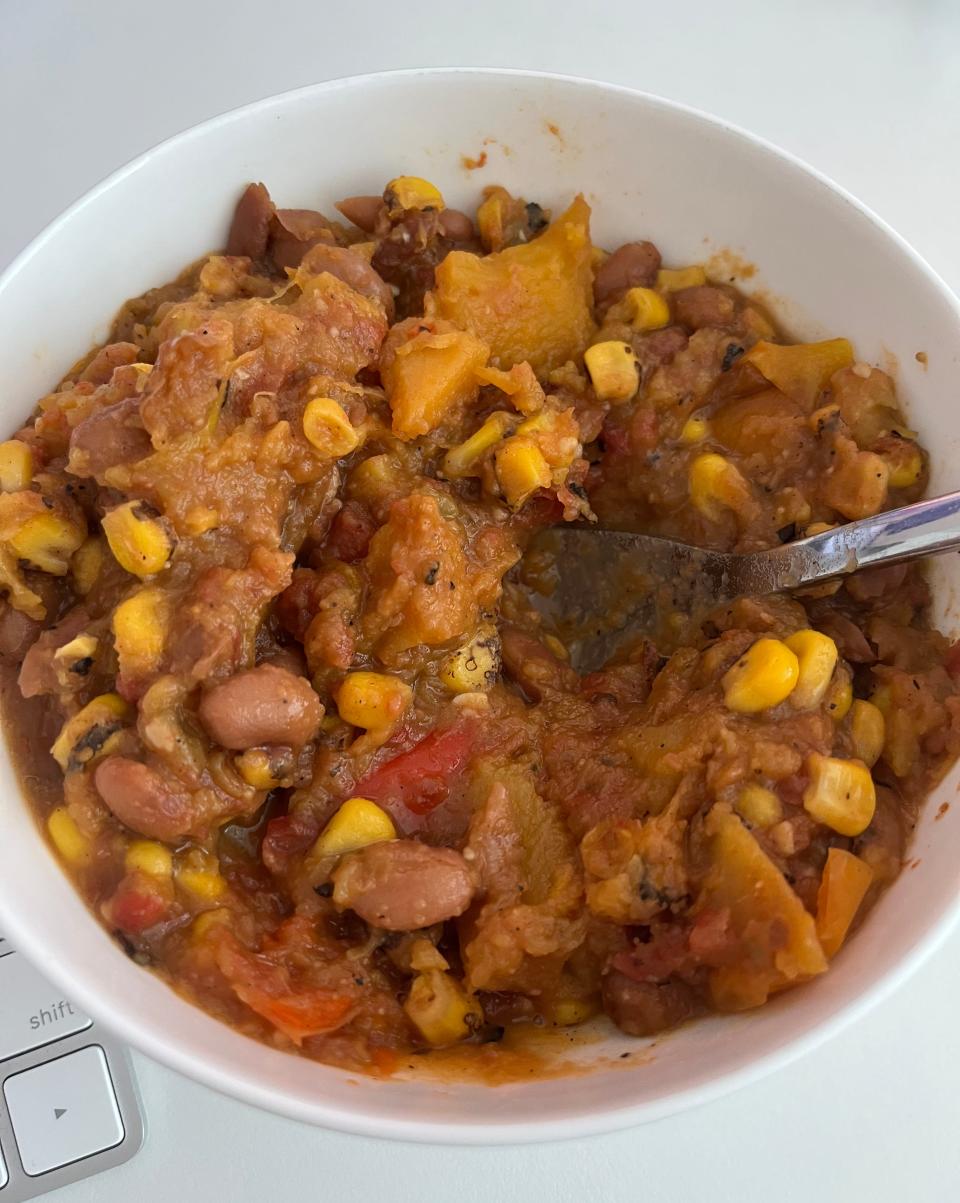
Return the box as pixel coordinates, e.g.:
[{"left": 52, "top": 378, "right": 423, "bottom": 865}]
[{"left": 3, "top": 1045, "right": 124, "bottom": 1176}]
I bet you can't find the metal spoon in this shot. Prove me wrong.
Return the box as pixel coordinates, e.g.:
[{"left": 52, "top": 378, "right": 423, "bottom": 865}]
[{"left": 525, "top": 490, "right": 960, "bottom": 671}]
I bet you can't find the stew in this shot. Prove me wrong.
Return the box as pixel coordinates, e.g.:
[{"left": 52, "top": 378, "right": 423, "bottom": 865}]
[{"left": 2, "top": 173, "right": 958, "bottom": 1073}]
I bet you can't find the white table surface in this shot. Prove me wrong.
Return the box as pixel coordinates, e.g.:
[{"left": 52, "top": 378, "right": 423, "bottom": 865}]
[{"left": 3, "top": 1, "right": 960, "bottom": 1199}]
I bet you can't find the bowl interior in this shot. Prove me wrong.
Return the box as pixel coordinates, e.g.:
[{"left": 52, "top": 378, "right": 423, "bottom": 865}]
[{"left": 1, "top": 69, "right": 959, "bottom": 1142}]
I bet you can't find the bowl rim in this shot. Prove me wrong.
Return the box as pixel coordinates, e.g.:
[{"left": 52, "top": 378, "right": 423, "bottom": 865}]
[{"left": 1, "top": 65, "right": 960, "bottom": 1145}]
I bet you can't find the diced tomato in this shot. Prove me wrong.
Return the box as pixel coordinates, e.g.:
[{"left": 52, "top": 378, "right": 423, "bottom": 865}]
[
  {"left": 354, "top": 719, "right": 479, "bottom": 819},
  {"left": 628, "top": 406, "right": 658, "bottom": 453},
  {"left": 327, "top": 500, "right": 377, "bottom": 562},
  {"left": 509, "top": 494, "right": 563, "bottom": 533},
  {"left": 368, "top": 1046, "right": 400, "bottom": 1076},
  {"left": 232, "top": 982, "right": 355, "bottom": 1044},
  {"left": 687, "top": 908, "right": 738, "bottom": 967},
  {"left": 108, "top": 882, "right": 168, "bottom": 934},
  {"left": 261, "top": 812, "right": 320, "bottom": 874},
  {"left": 611, "top": 924, "right": 691, "bottom": 983},
  {"left": 599, "top": 416, "right": 631, "bottom": 458},
  {"left": 215, "top": 931, "right": 354, "bottom": 1044}
]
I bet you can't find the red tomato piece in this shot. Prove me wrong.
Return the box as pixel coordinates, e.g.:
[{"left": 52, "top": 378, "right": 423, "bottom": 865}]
[
  {"left": 109, "top": 883, "right": 168, "bottom": 934},
  {"left": 354, "top": 720, "right": 478, "bottom": 818},
  {"left": 327, "top": 500, "right": 377, "bottom": 562},
  {"left": 261, "top": 812, "right": 320, "bottom": 874},
  {"left": 231, "top": 983, "right": 355, "bottom": 1045}
]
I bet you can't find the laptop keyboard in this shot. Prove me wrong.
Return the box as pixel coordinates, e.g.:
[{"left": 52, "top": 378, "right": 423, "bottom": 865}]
[{"left": 0, "top": 937, "right": 143, "bottom": 1201}]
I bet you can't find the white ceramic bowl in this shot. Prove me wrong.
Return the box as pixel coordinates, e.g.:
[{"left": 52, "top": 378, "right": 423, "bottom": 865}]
[{"left": 1, "top": 68, "right": 959, "bottom": 1144}]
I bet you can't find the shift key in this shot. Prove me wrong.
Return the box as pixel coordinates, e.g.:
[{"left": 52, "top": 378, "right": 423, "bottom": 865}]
[{"left": 0, "top": 952, "right": 92, "bottom": 1062}]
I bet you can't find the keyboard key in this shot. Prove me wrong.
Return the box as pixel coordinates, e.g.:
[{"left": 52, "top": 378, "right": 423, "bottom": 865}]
[
  {"left": 0, "top": 1139, "right": 7, "bottom": 1188},
  {"left": 0, "top": 953, "right": 91, "bottom": 1062},
  {"left": 4, "top": 1046, "right": 124, "bottom": 1177}
]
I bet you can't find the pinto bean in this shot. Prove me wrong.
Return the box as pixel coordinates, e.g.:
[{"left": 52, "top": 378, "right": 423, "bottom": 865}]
[
  {"left": 594, "top": 241, "right": 662, "bottom": 307},
  {"left": 331, "top": 840, "right": 476, "bottom": 931},
  {"left": 438, "top": 208, "right": 475, "bottom": 242},
  {"left": 226, "top": 182, "right": 274, "bottom": 258},
  {"left": 69, "top": 395, "right": 152, "bottom": 478},
  {"left": 298, "top": 243, "right": 395, "bottom": 319},
  {"left": 94, "top": 756, "right": 195, "bottom": 840},
  {"left": 269, "top": 208, "right": 336, "bottom": 271},
  {"left": 79, "top": 342, "right": 140, "bottom": 385},
  {"left": 814, "top": 612, "right": 876, "bottom": 663},
  {"left": 672, "top": 285, "right": 738, "bottom": 331},
  {"left": 635, "top": 325, "right": 688, "bottom": 373},
  {"left": 335, "top": 195, "right": 384, "bottom": 233},
  {"left": 500, "top": 625, "right": 579, "bottom": 701},
  {"left": 0, "top": 604, "right": 40, "bottom": 665},
  {"left": 18, "top": 609, "right": 90, "bottom": 698},
  {"left": 602, "top": 969, "right": 702, "bottom": 1036},
  {"left": 844, "top": 563, "right": 908, "bottom": 604},
  {"left": 197, "top": 663, "right": 323, "bottom": 750}
]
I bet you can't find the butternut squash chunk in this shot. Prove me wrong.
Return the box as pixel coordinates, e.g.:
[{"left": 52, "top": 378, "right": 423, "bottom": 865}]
[
  {"left": 815, "top": 847, "right": 874, "bottom": 958},
  {"left": 434, "top": 196, "right": 595, "bottom": 373},
  {"left": 381, "top": 325, "right": 489, "bottom": 440},
  {"left": 698, "top": 809, "right": 827, "bottom": 1011},
  {"left": 743, "top": 338, "right": 853, "bottom": 409}
]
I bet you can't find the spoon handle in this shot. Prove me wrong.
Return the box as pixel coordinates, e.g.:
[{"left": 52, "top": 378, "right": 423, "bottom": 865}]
[{"left": 769, "top": 489, "right": 960, "bottom": 588}]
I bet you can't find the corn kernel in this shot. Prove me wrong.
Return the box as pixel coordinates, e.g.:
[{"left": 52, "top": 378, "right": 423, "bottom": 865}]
[
  {"left": 384, "top": 176, "right": 445, "bottom": 215},
  {"left": 50, "top": 693, "right": 129, "bottom": 773},
  {"left": 825, "top": 671, "right": 853, "bottom": 722},
  {"left": 870, "top": 684, "right": 893, "bottom": 715},
  {"left": 689, "top": 452, "right": 751, "bottom": 521},
  {"left": 849, "top": 700, "right": 885, "bottom": 767},
  {"left": 302, "top": 396, "right": 360, "bottom": 458},
  {"left": 312, "top": 797, "right": 397, "bottom": 857},
  {"left": 235, "top": 748, "right": 285, "bottom": 790},
  {"left": 656, "top": 266, "right": 707, "bottom": 292},
  {"left": 112, "top": 587, "right": 169, "bottom": 678},
  {"left": 803, "top": 753, "right": 876, "bottom": 836},
  {"left": 624, "top": 287, "right": 670, "bottom": 332},
  {"left": 543, "top": 634, "right": 568, "bottom": 661},
  {"left": 768, "top": 819, "right": 796, "bottom": 856},
  {"left": 784, "top": 629, "right": 839, "bottom": 710},
  {"left": 47, "top": 807, "right": 92, "bottom": 867},
  {"left": 680, "top": 415, "right": 709, "bottom": 444},
  {"left": 722, "top": 638, "right": 799, "bottom": 714},
  {"left": 335, "top": 671, "right": 412, "bottom": 747},
  {"left": 176, "top": 850, "right": 227, "bottom": 900},
  {"left": 442, "top": 412, "right": 512, "bottom": 479},
  {"left": 9, "top": 511, "right": 85, "bottom": 576},
  {"left": 125, "top": 840, "right": 174, "bottom": 878},
  {"left": 0, "top": 441, "right": 33, "bottom": 492},
  {"left": 515, "top": 410, "right": 553, "bottom": 436},
  {"left": 494, "top": 436, "right": 552, "bottom": 508},
  {"left": 0, "top": 545, "right": 43, "bottom": 619},
  {"left": 439, "top": 625, "right": 499, "bottom": 694},
  {"left": 403, "top": 970, "right": 481, "bottom": 1046},
  {"left": 71, "top": 536, "right": 104, "bottom": 596},
  {"left": 548, "top": 998, "right": 599, "bottom": 1026},
  {"left": 735, "top": 783, "right": 783, "bottom": 829},
  {"left": 192, "top": 908, "right": 231, "bottom": 940},
  {"left": 584, "top": 341, "right": 640, "bottom": 404},
  {"left": 409, "top": 938, "right": 449, "bottom": 973},
  {"left": 809, "top": 403, "right": 840, "bottom": 433},
  {"left": 804, "top": 522, "right": 836, "bottom": 537},
  {"left": 53, "top": 633, "right": 98, "bottom": 674},
  {"left": 882, "top": 441, "right": 924, "bottom": 489},
  {"left": 476, "top": 187, "right": 509, "bottom": 251},
  {"left": 184, "top": 506, "right": 220, "bottom": 535},
  {"left": 102, "top": 501, "right": 172, "bottom": 577}
]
